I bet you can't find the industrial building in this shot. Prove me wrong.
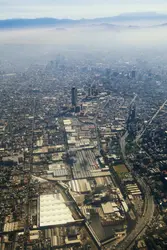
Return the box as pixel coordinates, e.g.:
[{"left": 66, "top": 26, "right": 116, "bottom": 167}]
[{"left": 38, "top": 193, "right": 74, "bottom": 227}]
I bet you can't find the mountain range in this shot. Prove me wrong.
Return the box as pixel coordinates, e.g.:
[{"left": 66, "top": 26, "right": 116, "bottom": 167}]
[{"left": 1, "top": 12, "right": 167, "bottom": 29}]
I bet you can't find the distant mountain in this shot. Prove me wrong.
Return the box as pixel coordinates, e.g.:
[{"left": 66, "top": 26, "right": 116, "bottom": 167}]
[
  {"left": 100, "top": 15, "right": 167, "bottom": 23},
  {"left": 1, "top": 13, "right": 167, "bottom": 29},
  {"left": 88, "top": 12, "right": 167, "bottom": 23},
  {"left": 0, "top": 18, "right": 76, "bottom": 29}
]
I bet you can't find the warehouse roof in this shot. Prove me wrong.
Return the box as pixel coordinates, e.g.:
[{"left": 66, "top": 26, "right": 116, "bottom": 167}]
[{"left": 39, "top": 193, "right": 74, "bottom": 227}]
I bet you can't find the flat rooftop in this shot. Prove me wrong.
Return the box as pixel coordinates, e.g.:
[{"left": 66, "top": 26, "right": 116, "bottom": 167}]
[{"left": 39, "top": 193, "right": 74, "bottom": 227}]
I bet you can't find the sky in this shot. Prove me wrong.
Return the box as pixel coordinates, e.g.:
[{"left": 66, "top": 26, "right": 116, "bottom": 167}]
[{"left": 0, "top": 0, "right": 167, "bottom": 20}]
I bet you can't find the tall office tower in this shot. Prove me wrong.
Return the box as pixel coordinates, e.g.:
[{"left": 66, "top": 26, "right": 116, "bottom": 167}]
[
  {"left": 71, "top": 87, "right": 77, "bottom": 106},
  {"left": 88, "top": 86, "right": 91, "bottom": 96},
  {"left": 91, "top": 85, "right": 96, "bottom": 96},
  {"left": 132, "top": 70, "right": 136, "bottom": 78},
  {"left": 129, "top": 104, "right": 136, "bottom": 122}
]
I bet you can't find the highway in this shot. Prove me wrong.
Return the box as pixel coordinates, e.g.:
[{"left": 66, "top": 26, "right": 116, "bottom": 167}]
[
  {"left": 117, "top": 132, "right": 155, "bottom": 250},
  {"left": 136, "top": 98, "right": 167, "bottom": 142},
  {"left": 116, "top": 192, "right": 154, "bottom": 250},
  {"left": 129, "top": 94, "right": 137, "bottom": 107}
]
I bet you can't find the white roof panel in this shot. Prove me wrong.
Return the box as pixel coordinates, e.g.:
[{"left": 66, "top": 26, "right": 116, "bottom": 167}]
[{"left": 39, "top": 193, "right": 74, "bottom": 227}]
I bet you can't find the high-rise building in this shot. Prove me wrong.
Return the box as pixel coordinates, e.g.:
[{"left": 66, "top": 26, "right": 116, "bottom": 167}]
[
  {"left": 71, "top": 87, "right": 77, "bottom": 106},
  {"left": 128, "top": 104, "right": 136, "bottom": 123},
  {"left": 91, "top": 85, "right": 97, "bottom": 96},
  {"left": 132, "top": 70, "right": 136, "bottom": 78},
  {"left": 88, "top": 86, "right": 91, "bottom": 96}
]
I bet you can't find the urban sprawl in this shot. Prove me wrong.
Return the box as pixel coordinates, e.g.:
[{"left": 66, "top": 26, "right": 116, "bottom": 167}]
[{"left": 0, "top": 54, "right": 167, "bottom": 250}]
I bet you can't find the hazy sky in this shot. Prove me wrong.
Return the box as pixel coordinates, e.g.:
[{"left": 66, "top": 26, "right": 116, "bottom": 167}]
[{"left": 0, "top": 0, "right": 167, "bottom": 19}]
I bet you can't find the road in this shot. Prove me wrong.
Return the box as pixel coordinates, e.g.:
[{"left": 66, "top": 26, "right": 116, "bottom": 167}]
[
  {"left": 136, "top": 99, "right": 167, "bottom": 142},
  {"left": 116, "top": 192, "right": 154, "bottom": 250},
  {"left": 129, "top": 94, "right": 137, "bottom": 107},
  {"left": 117, "top": 132, "right": 155, "bottom": 250}
]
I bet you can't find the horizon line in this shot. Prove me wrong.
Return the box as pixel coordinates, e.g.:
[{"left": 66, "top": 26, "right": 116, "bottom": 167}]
[{"left": 1, "top": 11, "right": 167, "bottom": 21}]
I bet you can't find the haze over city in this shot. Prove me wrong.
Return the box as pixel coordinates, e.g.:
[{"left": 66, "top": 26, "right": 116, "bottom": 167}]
[{"left": 1, "top": 1, "right": 167, "bottom": 250}]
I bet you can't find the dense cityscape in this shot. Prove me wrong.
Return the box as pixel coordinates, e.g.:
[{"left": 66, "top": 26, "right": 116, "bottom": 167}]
[{"left": 0, "top": 49, "right": 167, "bottom": 250}]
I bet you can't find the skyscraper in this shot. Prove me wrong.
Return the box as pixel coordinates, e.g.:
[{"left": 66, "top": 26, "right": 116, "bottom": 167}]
[
  {"left": 71, "top": 87, "right": 77, "bottom": 106},
  {"left": 132, "top": 70, "right": 136, "bottom": 78},
  {"left": 88, "top": 86, "right": 91, "bottom": 96}
]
